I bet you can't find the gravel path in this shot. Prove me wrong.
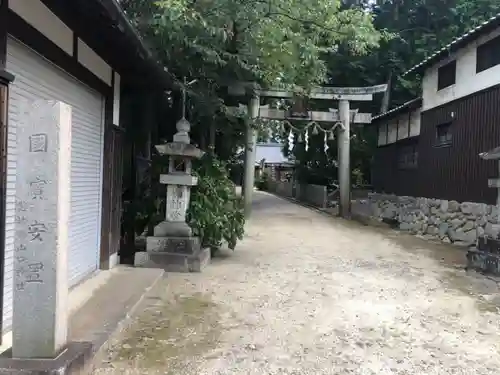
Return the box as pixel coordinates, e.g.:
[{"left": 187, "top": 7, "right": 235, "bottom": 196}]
[{"left": 94, "top": 191, "right": 500, "bottom": 375}]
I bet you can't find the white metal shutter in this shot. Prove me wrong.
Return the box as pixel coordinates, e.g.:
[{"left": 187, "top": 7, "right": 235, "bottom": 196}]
[{"left": 4, "top": 38, "right": 104, "bottom": 330}]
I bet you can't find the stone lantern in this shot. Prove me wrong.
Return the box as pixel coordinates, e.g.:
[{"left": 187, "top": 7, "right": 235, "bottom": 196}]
[{"left": 134, "top": 112, "right": 209, "bottom": 272}]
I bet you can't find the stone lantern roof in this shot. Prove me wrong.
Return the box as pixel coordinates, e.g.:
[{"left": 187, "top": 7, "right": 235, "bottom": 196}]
[{"left": 155, "top": 116, "right": 204, "bottom": 159}]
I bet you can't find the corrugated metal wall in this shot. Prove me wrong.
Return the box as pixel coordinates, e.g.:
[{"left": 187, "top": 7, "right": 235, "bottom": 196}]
[
  {"left": 6, "top": 39, "right": 104, "bottom": 333},
  {"left": 372, "top": 85, "right": 500, "bottom": 204}
]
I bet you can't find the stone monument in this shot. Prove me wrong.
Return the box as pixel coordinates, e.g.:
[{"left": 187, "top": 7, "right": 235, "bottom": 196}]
[
  {"left": 12, "top": 100, "right": 71, "bottom": 359},
  {"left": 135, "top": 87, "right": 209, "bottom": 272},
  {"left": 0, "top": 100, "right": 91, "bottom": 373}
]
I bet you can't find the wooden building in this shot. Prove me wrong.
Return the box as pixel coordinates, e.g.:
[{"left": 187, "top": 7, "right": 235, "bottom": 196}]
[
  {"left": 254, "top": 143, "right": 294, "bottom": 182},
  {"left": 0, "top": 0, "right": 172, "bottom": 343},
  {"left": 371, "top": 13, "right": 500, "bottom": 205}
]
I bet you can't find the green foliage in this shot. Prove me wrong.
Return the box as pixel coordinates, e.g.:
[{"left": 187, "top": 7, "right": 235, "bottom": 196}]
[
  {"left": 255, "top": 172, "right": 270, "bottom": 190},
  {"left": 126, "top": 0, "right": 385, "bottom": 87},
  {"left": 121, "top": 157, "right": 168, "bottom": 238},
  {"left": 187, "top": 153, "right": 245, "bottom": 251}
]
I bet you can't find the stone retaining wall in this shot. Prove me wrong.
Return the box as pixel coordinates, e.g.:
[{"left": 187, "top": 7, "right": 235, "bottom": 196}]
[
  {"left": 301, "top": 184, "right": 327, "bottom": 208},
  {"left": 276, "top": 181, "right": 294, "bottom": 198},
  {"left": 268, "top": 181, "right": 293, "bottom": 198},
  {"left": 367, "top": 193, "right": 500, "bottom": 246},
  {"left": 268, "top": 181, "right": 327, "bottom": 209}
]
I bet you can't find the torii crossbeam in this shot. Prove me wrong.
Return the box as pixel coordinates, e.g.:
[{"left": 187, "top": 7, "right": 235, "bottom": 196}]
[{"left": 229, "top": 105, "right": 372, "bottom": 124}]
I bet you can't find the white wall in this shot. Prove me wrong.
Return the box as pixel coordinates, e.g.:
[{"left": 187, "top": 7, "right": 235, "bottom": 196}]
[
  {"left": 77, "top": 39, "right": 112, "bottom": 86},
  {"left": 387, "top": 121, "right": 398, "bottom": 144},
  {"left": 409, "top": 108, "right": 421, "bottom": 137},
  {"left": 378, "top": 124, "right": 387, "bottom": 146},
  {"left": 377, "top": 107, "right": 421, "bottom": 146},
  {"left": 422, "top": 28, "right": 500, "bottom": 111},
  {"left": 396, "top": 113, "right": 409, "bottom": 140},
  {"left": 9, "top": 0, "right": 73, "bottom": 55}
]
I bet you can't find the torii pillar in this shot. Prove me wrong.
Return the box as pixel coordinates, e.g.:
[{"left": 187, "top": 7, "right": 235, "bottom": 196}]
[
  {"left": 242, "top": 94, "right": 260, "bottom": 216},
  {"left": 338, "top": 99, "right": 351, "bottom": 218}
]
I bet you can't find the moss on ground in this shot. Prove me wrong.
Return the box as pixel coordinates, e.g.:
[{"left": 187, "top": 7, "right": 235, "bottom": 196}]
[{"left": 100, "top": 288, "right": 222, "bottom": 375}]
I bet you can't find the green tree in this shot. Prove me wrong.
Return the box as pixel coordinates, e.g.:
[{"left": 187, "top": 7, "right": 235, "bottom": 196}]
[{"left": 121, "top": 0, "right": 387, "bottom": 157}]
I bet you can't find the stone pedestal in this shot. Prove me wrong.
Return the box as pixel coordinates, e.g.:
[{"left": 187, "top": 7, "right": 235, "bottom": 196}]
[
  {"left": 134, "top": 119, "right": 209, "bottom": 272},
  {"left": 12, "top": 100, "right": 71, "bottom": 358},
  {"left": 136, "top": 237, "right": 210, "bottom": 272}
]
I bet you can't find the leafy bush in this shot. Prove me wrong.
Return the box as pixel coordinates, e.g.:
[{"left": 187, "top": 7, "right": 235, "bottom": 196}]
[
  {"left": 255, "top": 172, "right": 270, "bottom": 191},
  {"left": 187, "top": 153, "right": 245, "bottom": 251}
]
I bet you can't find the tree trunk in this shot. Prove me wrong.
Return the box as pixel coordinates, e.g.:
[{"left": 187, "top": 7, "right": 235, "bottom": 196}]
[
  {"left": 380, "top": 72, "right": 392, "bottom": 114},
  {"left": 200, "top": 126, "right": 207, "bottom": 151}
]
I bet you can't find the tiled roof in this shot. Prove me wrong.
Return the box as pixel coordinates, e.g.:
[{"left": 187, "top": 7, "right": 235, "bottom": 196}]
[
  {"left": 255, "top": 143, "right": 292, "bottom": 165},
  {"left": 403, "top": 13, "right": 500, "bottom": 77}
]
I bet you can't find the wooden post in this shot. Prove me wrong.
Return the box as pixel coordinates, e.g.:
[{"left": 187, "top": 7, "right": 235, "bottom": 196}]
[
  {"left": 338, "top": 99, "right": 351, "bottom": 218},
  {"left": 243, "top": 95, "right": 259, "bottom": 217}
]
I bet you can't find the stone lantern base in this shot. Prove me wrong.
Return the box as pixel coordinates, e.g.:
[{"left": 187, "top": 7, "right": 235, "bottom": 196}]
[{"left": 134, "top": 236, "right": 211, "bottom": 273}]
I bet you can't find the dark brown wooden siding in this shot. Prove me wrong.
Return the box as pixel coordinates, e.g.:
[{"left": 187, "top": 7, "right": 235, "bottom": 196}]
[
  {"left": 99, "top": 104, "right": 113, "bottom": 269},
  {"left": 418, "top": 85, "right": 500, "bottom": 204},
  {"left": 372, "top": 137, "right": 420, "bottom": 197},
  {"left": 372, "top": 85, "right": 500, "bottom": 204}
]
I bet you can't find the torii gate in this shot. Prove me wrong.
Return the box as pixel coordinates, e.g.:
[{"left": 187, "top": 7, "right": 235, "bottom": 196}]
[{"left": 228, "top": 83, "right": 387, "bottom": 218}]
